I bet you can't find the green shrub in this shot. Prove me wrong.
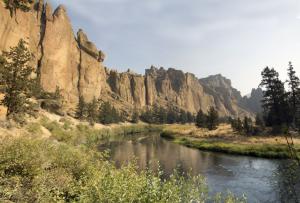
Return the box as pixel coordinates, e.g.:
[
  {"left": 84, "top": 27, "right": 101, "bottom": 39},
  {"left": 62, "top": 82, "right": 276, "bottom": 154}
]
[
  {"left": 0, "top": 137, "right": 246, "bottom": 203},
  {"left": 26, "top": 122, "right": 42, "bottom": 135}
]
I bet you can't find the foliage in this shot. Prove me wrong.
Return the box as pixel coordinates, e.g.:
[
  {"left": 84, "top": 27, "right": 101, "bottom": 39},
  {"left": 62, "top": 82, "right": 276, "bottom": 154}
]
[
  {"left": 243, "top": 117, "right": 253, "bottom": 135},
  {"left": 141, "top": 105, "right": 194, "bottom": 125},
  {"left": 196, "top": 109, "right": 206, "bottom": 128},
  {"left": 86, "top": 98, "right": 99, "bottom": 125},
  {"left": 75, "top": 96, "right": 87, "bottom": 120},
  {"left": 3, "top": 0, "right": 33, "bottom": 16},
  {"left": 0, "top": 136, "right": 248, "bottom": 203},
  {"left": 260, "top": 67, "right": 291, "bottom": 133},
  {"left": 206, "top": 107, "right": 219, "bottom": 130},
  {"left": 175, "top": 137, "right": 299, "bottom": 159},
  {"left": 131, "top": 107, "right": 139, "bottom": 123},
  {"left": 287, "top": 62, "right": 300, "bottom": 131},
  {"left": 99, "top": 102, "right": 121, "bottom": 124},
  {"left": 0, "top": 39, "right": 35, "bottom": 122},
  {"left": 260, "top": 64, "right": 300, "bottom": 133}
]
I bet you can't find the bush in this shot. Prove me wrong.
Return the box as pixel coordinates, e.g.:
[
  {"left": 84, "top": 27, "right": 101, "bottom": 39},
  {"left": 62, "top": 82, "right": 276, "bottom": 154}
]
[{"left": 0, "top": 137, "right": 246, "bottom": 203}]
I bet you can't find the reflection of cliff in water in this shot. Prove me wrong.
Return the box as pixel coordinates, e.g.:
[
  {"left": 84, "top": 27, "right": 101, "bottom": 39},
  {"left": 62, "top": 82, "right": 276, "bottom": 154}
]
[{"left": 99, "top": 133, "right": 298, "bottom": 202}]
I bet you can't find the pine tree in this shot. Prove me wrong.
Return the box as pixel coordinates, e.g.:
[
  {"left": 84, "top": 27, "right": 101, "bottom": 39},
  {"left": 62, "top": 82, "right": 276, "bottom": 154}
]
[
  {"left": 187, "top": 112, "right": 195, "bottom": 123},
  {"left": 206, "top": 107, "right": 219, "bottom": 130},
  {"left": 243, "top": 117, "right": 253, "bottom": 135},
  {"left": 158, "top": 106, "right": 167, "bottom": 124},
  {"left": 99, "top": 102, "right": 121, "bottom": 124},
  {"left": 179, "top": 109, "right": 188, "bottom": 124},
  {"left": 131, "top": 107, "right": 139, "bottom": 123},
  {"left": 255, "top": 113, "right": 264, "bottom": 127},
  {"left": 287, "top": 62, "right": 300, "bottom": 127},
  {"left": 0, "top": 39, "right": 35, "bottom": 121},
  {"left": 86, "top": 98, "right": 98, "bottom": 124},
  {"left": 76, "top": 96, "right": 87, "bottom": 119},
  {"left": 195, "top": 109, "right": 206, "bottom": 128},
  {"left": 260, "top": 67, "right": 290, "bottom": 132},
  {"left": 167, "top": 107, "right": 178, "bottom": 124}
]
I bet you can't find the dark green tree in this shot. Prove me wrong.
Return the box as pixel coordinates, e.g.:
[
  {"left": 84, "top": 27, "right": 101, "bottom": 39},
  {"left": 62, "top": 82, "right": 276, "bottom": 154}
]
[
  {"left": 0, "top": 39, "right": 35, "bottom": 121},
  {"left": 243, "top": 117, "right": 253, "bottom": 135},
  {"left": 86, "top": 98, "right": 98, "bottom": 124},
  {"left": 131, "top": 107, "right": 139, "bottom": 123},
  {"left": 179, "top": 109, "right": 188, "bottom": 124},
  {"left": 287, "top": 62, "right": 300, "bottom": 127},
  {"left": 206, "top": 107, "right": 219, "bottom": 130},
  {"left": 255, "top": 113, "right": 264, "bottom": 127},
  {"left": 167, "top": 107, "right": 178, "bottom": 124},
  {"left": 260, "top": 67, "right": 290, "bottom": 132},
  {"left": 75, "top": 96, "right": 87, "bottom": 119},
  {"left": 195, "top": 109, "right": 206, "bottom": 128},
  {"left": 158, "top": 106, "right": 168, "bottom": 124},
  {"left": 187, "top": 112, "right": 195, "bottom": 123},
  {"left": 99, "top": 102, "right": 120, "bottom": 124}
]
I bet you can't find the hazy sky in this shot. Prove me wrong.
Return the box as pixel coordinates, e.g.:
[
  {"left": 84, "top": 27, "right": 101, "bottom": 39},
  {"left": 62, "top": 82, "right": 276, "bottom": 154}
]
[{"left": 49, "top": 0, "right": 300, "bottom": 95}]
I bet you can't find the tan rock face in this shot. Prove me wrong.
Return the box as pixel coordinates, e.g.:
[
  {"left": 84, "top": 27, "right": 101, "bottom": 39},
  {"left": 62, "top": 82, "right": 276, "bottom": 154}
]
[
  {"left": 40, "top": 4, "right": 80, "bottom": 107},
  {"left": 144, "top": 67, "right": 215, "bottom": 113},
  {"left": 79, "top": 50, "right": 107, "bottom": 102},
  {"left": 0, "top": 1, "right": 254, "bottom": 117},
  {"left": 0, "top": 0, "right": 43, "bottom": 67}
]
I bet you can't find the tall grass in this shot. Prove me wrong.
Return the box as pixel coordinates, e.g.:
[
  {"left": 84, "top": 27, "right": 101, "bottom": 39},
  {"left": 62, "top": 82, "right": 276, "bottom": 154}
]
[{"left": 39, "top": 117, "right": 162, "bottom": 147}]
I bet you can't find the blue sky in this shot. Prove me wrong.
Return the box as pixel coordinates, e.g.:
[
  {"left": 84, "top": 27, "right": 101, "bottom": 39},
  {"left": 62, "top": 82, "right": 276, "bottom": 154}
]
[{"left": 49, "top": 0, "right": 300, "bottom": 95}]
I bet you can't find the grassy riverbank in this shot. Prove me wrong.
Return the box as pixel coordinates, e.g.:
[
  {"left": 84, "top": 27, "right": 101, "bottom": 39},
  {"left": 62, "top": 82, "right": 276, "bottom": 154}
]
[
  {"left": 0, "top": 113, "right": 246, "bottom": 202},
  {"left": 161, "top": 124, "right": 300, "bottom": 159}
]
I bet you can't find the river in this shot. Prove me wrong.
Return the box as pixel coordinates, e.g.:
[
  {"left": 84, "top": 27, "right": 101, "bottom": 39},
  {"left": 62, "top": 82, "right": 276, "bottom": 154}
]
[{"left": 99, "top": 132, "right": 299, "bottom": 203}]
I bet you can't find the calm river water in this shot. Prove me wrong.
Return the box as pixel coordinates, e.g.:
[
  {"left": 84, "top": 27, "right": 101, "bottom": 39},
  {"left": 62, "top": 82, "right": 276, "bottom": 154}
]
[{"left": 99, "top": 132, "right": 299, "bottom": 203}]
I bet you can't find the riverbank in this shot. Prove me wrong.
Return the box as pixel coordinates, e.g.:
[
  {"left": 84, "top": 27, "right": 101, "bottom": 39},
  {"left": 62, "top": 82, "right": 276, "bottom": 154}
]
[
  {"left": 161, "top": 124, "right": 300, "bottom": 159},
  {"left": 0, "top": 112, "right": 247, "bottom": 202}
]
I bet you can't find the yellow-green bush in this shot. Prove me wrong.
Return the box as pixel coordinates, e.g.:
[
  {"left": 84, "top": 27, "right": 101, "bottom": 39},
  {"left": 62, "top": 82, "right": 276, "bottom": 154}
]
[{"left": 0, "top": 137, "right": 246, "bottom": 203}]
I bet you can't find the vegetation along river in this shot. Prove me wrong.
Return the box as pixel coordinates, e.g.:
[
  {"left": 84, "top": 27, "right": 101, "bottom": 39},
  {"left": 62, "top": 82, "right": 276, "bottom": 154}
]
[{"left": 99, "top": 132, "right": 299, "bottom": 203}]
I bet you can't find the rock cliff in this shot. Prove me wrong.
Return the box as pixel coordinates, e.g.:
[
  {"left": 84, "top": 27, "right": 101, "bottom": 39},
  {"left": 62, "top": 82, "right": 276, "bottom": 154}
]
[
  {"left": 239, "top": 88, "right": 263, "bottom": 114},
  {"left": 0, "top": 0, "right": 255, "bottom": 118}
]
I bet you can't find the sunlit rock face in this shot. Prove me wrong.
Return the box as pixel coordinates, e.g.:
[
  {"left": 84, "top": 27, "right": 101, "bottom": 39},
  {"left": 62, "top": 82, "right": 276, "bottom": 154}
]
[
  {"left": 40, "top": 4, "right": 80, "bottom": 107},
  {"left": 0, "top": 1, "right": 254, "bottom": 117}
]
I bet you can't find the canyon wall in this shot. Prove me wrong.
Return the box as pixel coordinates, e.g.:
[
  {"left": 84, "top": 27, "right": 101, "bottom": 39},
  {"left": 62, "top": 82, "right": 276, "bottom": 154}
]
[{"left": 0, "top": 0, "right": 257, "bottom": 118}]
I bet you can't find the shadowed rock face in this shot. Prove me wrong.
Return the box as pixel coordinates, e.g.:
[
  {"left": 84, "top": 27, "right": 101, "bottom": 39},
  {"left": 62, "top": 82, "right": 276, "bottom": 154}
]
[
  {"left": 0, "top": 1, "right": 255, "bottom": 117},
  {"left": 239, "top": 88, "right": 263, "bottom": 114}
]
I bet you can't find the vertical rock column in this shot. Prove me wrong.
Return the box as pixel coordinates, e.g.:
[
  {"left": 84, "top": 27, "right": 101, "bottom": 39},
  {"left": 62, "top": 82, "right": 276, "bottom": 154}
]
[{"left": 39, "top": 4, "right": 80, "bottom": 107}]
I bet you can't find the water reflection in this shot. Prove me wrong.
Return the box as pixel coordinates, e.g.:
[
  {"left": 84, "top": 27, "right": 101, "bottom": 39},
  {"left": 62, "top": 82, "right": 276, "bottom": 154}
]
[{"left": 99, "top": 133, "right": 299, "bottom": 203}]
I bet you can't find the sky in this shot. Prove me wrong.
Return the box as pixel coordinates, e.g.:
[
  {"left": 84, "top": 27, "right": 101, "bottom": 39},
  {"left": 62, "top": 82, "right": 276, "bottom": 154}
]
[{"left": 49, "top": 0, "right": 300, "bottom": 95}]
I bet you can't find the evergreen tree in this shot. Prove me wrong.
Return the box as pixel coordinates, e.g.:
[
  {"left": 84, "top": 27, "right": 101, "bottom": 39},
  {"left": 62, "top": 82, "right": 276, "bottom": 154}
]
[
  {"left": 131, "top": 107, "right": 139, "bottom": 123},
  {"left": 206, "top": 107, "right": 219, "bottom": 130},
  {"left": 167, "top": 107, "right": 178, "bottom": 124},
  {"left": 179, "top": 109, "right": 188, "bottom": 124},
  {"left": 0, "top": 39, "right": 35, "bottom": 121},
  {"left": 158, "top": 106, "right": 167, "bottom": 124},
  {"left": 140, "top": 107, "right": 154, "bottom": 123},
  {"left": 287, "top": 62, "right": 300, "bottom": 127},
  {"left": 99, "top": 102, "right": 113, "bottom": 124},
  {"left": 195, "top": 109, "right": 206, "bottom": 128},
  {"left": 76, "top": 96, "right": 87, "bottom": 119},
  {"left": 260, "top": 67, "right": 290, "bottom": 132},
  {"left": 255, "top": 113, "right": 264, "bottom": 127},
  {"left": 243, "top": 117, "right": 253, "bottom": 135},
  {"left": 86, "top": 98, "right": 98, "bottom": 124},
  {"left": 187, "top": 112, "right": 195, "bottom": 123},
  {"left": 99, "top": 102, "right": 121, "bottom": 124}
]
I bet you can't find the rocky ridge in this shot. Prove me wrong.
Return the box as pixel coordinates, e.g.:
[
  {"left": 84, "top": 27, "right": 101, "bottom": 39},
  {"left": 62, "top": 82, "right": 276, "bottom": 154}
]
[{"left": 0, "top": 0, "right": 259, "bottom": 118}]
